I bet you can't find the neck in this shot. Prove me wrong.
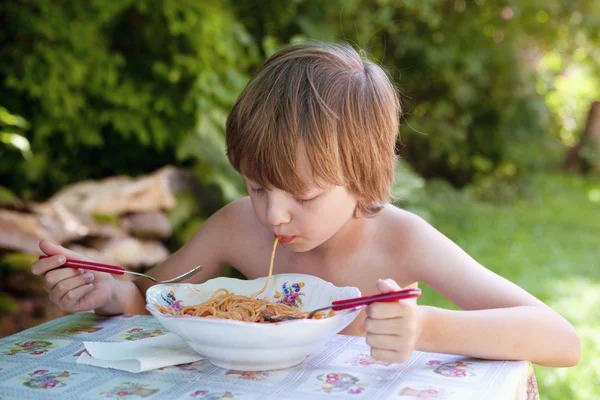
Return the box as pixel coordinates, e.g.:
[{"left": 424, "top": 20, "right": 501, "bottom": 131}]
[{"left": 309, "top": 215, "right": 373, "bottom": 268}]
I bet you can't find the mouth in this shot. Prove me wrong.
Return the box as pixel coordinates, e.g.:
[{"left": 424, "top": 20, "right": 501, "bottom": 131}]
[{"left": 275, "top": 235, "right": 297, "bottom": 244}]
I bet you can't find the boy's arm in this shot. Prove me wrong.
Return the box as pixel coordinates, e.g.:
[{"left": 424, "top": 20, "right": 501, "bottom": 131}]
[
  {"left": 402, "top": 213, "right": 581, "bottom": 367},
  {"left": 416, "top": 305, "right": 580, "bottom": 367},
  {"left": 95, "top": 200, "right": 243, "bottom": 316}
]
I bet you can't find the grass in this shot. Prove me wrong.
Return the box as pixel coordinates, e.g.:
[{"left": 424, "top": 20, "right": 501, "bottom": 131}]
[{"left": 414, "top": 172, "right": 600, "bottom": 400}]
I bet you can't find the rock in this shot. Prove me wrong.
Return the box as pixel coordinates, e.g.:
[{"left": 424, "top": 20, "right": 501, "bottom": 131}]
[
  {"left": 0, "top": 166, "right": 203, "bottom": 336},
  {"left": 0, "top": 205, "right": 123, "bottom": 253},
  {"left": 120, "top": 212, "right": 172, "bottom": 239},
  {"left": 0, "top": 166, "right": 198, "bottom": 253},
  {"left": 102, "top": 237, "right": 170, "bottom": 269},
  {"left": 0, "top": 210, "right": 44, "bottom": 254},
  {"left": 42, "top": 166, "right": 191, "bottom": 216},
  {"left": 67, "top": 237, "right": 169, "bottom": 270}
]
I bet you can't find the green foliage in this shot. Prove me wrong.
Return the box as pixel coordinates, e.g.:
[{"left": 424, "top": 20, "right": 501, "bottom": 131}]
[
  {"left": 0, "top": 106, "right": 32, "bottom": 194},
  {"left": 0, "top": 253, "right": 39, "bottom": 317},
  {"left": 531, "top": 1, "right": 600, "bottom": 150},
  {"left": 91, "top": 213, "right": 120, "bottom": 227},
  {"left": 166, "top": 191, "right": 205, "bottom": 247},
  {"left": 579, "top": 134, "right": 600, "bottom": 172},
  {"left": 0, "top": 0, "right": 254, "bottom": 202},
  {"left": 419, "top": 172, "right": 600, "bottom": 400},
  {"left": 0, "top": 292, "right": 17, "bottom": 315},
  {"left": 392, "top": 161, "right": 429, "bottom": 218},
  {"left": 2, "top": 0, "right": 598, "bottom": 204},
  {"left": 236, "top": 0, "right": 599, "bottom": 186},
  {"left": 0, "top": 185, "right": 19, "bottom": 205},
  {"left": 392, "top": 161, "right": 425, "bottom": 202},
  {"left": 0, "top": 253, "right": 38, "bottom": 272}
]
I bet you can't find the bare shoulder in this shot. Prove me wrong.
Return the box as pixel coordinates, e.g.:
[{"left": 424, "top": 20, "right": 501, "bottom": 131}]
[
  {"left": 134, "top": 197, "right": 262, "bottom": 294},
  {"left": 197, "top": 196, "right": 272, "bottom": 259},
  {"left": 190, "top": 196, "right": 259, "bottom": 247},
  {"left": 199, "top": 196, "right": 276, "bottom": 278},
  {"left": 371, "top": 205, "right": 437, "bottom": 282},
  {"left": 159, "top": 198, "right": 258, "bottom": 277},
  {"left": 373, "top": 205, "right": 545, "bottom": 310},
  {"left": 212, "top": 196, "right": 256, "bottom": 228},
  {"left": 378, "top": 204, "right": 461, "bottom": 261},
  {"left": 376, "top": 204, "right": 432, "bottom": 246}
]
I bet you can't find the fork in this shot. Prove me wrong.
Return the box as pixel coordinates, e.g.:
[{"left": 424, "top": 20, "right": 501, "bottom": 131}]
[
  {"left": 262, "top": 288, "right": 422, "bottom": 322},
  {"left": 38, "top": 255, "right": 204, "bottom": 284}
]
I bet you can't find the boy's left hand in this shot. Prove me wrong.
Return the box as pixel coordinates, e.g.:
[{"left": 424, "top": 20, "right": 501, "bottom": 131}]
[{"left": 364, "top": 278, "right": 421, "bottom": 363}]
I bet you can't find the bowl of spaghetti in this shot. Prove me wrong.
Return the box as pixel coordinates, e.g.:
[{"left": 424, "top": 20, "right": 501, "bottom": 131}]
[{"left": 145, "top": 273, "right": 361, "bottom": 371}]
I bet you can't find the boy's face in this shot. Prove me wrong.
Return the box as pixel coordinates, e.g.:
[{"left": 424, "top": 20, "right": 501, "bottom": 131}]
[{"left": 245, "top": 153, "right": 358, "bottom": 252}]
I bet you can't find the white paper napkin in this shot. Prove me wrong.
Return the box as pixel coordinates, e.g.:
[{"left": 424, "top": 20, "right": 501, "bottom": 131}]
[{"left": 76, "top": 332, "right": 204, "bottom": 373}]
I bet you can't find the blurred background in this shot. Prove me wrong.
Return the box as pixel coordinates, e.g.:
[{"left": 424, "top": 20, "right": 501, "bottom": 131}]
[{"left": 0, "top": 0, "right": 598, "bottom": 398}]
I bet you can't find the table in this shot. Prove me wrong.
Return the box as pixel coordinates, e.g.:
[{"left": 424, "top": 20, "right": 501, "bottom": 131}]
[{"left": 0, "top": 313, "right": 539, "bottom": 399}]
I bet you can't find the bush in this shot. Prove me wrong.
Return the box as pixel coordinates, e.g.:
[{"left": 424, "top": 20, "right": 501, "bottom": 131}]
[{"left": 0, "top": 0, "right": 253, "bottom": 203}]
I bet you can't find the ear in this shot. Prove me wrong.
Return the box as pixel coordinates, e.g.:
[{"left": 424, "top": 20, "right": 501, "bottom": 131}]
[{"left": 352, "top": 202, "right": 362, "bottom": 219}]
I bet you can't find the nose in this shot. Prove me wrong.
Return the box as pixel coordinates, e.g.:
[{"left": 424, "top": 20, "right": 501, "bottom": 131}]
[{"left": 266, "top": 194, "right": 292, "bottom": 227}]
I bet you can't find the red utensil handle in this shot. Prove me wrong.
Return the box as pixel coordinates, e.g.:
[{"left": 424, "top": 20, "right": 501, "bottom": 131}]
[
  {"left": 331, "top": 288, "right": 421, "bottom": 311},
  {"left": 67, "top": 263, "right": 125, "bottom": 275},
  {"left": 38, "top": 255, "right": 125, "bottom": 275}
]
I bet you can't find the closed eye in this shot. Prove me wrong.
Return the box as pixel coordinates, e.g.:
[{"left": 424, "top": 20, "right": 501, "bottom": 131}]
[{"left": 295, "top": 196, "right": 318, "bottom": 205}]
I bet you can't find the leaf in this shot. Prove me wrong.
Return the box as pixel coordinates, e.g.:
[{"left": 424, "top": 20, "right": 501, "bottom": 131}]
[
  {"left": 0, "top": 107, "right": 29, "bottom": 129},
  {"left": 0, "top": 186, "right": 19, "bottom": 205},
  {"left": 0, "top": 132, "right": 32, "bottom": 158}
]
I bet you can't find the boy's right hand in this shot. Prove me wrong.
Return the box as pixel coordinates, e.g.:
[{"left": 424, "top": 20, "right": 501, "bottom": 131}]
[{"left": 31, "top": 240, "right": 116, "bottom": 313}]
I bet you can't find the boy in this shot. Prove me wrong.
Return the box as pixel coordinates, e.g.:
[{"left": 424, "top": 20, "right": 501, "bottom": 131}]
[{"left": 32, "top": 41, "right": 580, "bottom": 367}]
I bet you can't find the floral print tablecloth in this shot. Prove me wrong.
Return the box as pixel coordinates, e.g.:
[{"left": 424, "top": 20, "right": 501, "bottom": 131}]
[{"left": 0, "top": 313, "right": 539, "bottom": 400}]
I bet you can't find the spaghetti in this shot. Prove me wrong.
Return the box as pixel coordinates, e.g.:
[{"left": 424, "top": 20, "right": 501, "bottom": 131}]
[{"left": 156, "top": 237, "right": 332, "bottom": 322}]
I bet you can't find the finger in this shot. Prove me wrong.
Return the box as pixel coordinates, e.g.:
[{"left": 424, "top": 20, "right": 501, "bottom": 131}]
[
  {"left": 32, "top": 254, "right": 68, "bottom": 276},
  {"left": 370, "top": 347, "right": 411, "bottom": 363},
  {"left": 376, "top": 278, "right": 402, "bottom": 293},
  {"left": 366, "top": 332, "right": 399, "bottom": 349},
  {"left": 375, "top": 278, "right": 418, "bottom": 306},
  {"left": 60, "top": 283, "right": 95, "bottom": 311},
  {"left": 364, "top": 316, "right": 406, "bottom": 335},
  {"left": 366, "top": 301, "right": 413, "bottom": 320},
  {"left": 39, "top": 240, "right": 89, "bottom": 260},
  {"left": 49, "top": 272, "right": 94, "bottom": 300},
  {"left": 44, "top": 268, "right": 88, "bottom": 291}
]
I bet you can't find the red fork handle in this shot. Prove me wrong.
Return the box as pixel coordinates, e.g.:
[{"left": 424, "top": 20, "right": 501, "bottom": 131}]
[
  {"left": 38, "top": 255, "right": 125, "bottom": 276},
  {"left": 331, "top": 288, "right": 421, "bottom": 311}
]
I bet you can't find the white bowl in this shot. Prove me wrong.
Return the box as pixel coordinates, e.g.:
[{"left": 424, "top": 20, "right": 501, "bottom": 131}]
[{"left": 146, "top": 273, "right": 361, "bottom": 371}]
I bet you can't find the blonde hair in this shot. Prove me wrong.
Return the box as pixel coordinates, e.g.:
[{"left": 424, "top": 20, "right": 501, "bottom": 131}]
[{"left": 226, "top": 41, "right": 400, "bottom": 216}]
